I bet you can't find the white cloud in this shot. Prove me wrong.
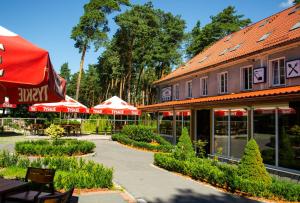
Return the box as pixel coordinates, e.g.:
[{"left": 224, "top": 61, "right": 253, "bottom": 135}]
[{"left": 279, "top": 0, "right": 294, "bottom": 8}]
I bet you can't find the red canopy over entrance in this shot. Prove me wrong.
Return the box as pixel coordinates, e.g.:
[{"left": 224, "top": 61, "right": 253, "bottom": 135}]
[
  {"left": 0, "top": 26, "right": 66, "bottom": 104},
  {"left": 91, "top": 96, "right": 141, "bottom": 116},
  {"left": 29, "top": 95, "right": 89, "bottom": 113}
]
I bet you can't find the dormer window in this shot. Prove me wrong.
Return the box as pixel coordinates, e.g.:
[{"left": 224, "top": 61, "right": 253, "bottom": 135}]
[
  {"left": 259, "top": 19, "right": 269, "bottom": 28},
  {"left": 229, "top": 44, "right": 241, "bottom": 52},
  {"left": 199, "top": 56, "right": 209, "bottom": 63},
  {"left": 219, "top": 48, "right": 228, "bottom": 56},
  {"left": 258, "top": 32, "right": 272, "bottom": 42},
  {"left": 290, "top": 21, "right": 300, "bottom": 31},
  {"left": 288, "top": 6, "right": 300, "bottom": 15},
  {"left": 224, "top": 35, "right": 233, "bottom": 42}
]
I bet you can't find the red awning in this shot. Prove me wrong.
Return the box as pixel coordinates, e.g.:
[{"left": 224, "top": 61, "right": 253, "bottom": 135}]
[
  {"left": 0, "top": 26, "right": 66, "bottom": 104},
  {"left": 91, "top": 96, "right": 141, "bottom": 116},
  {"left": 29, "top": 95, "right": 89, "bottom": 113}
]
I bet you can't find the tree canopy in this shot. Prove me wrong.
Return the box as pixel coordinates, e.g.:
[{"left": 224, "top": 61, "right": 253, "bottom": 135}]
[
  {"left": 186, "top": 6, "right": 251, "bottom": 58},
  {"left": 71, "top": 0, "right": 130, "bottom": 101}
]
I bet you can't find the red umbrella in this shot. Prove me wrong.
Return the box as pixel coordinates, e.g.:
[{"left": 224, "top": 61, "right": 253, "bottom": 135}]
[
  {"left": 0, "top": 26, "right": 66, "bottom": 104},
  {"left": 29, "top": 95, "right": 89, "bottom": 114},
  {"left": 91, "top": 96, "right": 141, "bottom": 116},
  {"left": 0, "top": 97, "right": 16, "bottom": 108}
]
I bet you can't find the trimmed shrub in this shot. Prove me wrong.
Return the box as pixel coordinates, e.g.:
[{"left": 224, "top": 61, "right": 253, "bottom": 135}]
[
  {"left": 0, "top": 151, "right": 113, "bottom": 190},
  {"left": 112, "top": 133, "right": 173, "bottom": 152},
  {"left": 238, "top": 139, "right": 271, "bottom": 185},
  {"left": 173, "top": 127, "right": 195, "bottom": 161},
  {"left": 15, "top": 139, "right": 95, "bottom": 156},
  {"left": 270, "top": 178, "right": 300, "bottom": 201},
  {"left": 122, "top": 125, "right": 155, "bottom": 142},
  {"left": 153, "top": 152, "right": 300, "bottom": 202}
]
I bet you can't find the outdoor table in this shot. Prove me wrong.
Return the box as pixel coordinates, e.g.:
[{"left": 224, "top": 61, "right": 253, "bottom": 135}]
[
  {"left": 60, "top": 124, "right": 81, "bottom": 136},
  {"left": 0, "top": 178, "right": 29, "bottom": 203}
]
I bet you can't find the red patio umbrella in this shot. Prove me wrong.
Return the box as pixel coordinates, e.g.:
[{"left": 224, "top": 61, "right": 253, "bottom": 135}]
[
  {"left": 91, "top": 96, "right": 141, "bottom": 116},
  {"left": 29, "top": 95, "right": 89, "bottom": 114},
  {"left": 0, "top": 26, "right": 66, "bottom": 104},
  {"left": 0, "top": 97, "right": 16, "bottom": 108}
]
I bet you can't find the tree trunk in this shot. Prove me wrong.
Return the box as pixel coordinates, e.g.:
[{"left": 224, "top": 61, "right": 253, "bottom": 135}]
[
  {"left": 105, "top": 82, "right": 111, "bottom": 100},
  {"left": 75, "top": 45, "right": 87, "bottom": 101},
  {"left": 119, "top": 78, "right": 123, "bottom": 98}
]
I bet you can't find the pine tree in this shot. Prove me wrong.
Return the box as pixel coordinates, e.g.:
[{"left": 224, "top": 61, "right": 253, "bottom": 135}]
[
  {"left": 173, "top": 127, "right": 195, "bottom": 161},
  {"left": 238, "top": 139, "right": 271, "bottom": 185}
]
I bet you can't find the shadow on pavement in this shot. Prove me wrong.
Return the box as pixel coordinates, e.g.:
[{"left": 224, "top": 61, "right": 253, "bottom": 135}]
[{"left": 150, "top": 188, "right": 261, "bottom": 203}]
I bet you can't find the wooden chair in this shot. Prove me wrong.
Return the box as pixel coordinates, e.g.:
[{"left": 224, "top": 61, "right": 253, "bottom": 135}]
[
  {"left": 5, "top": 167, "right": 56, "bottom": 203},
  {"left": 35, "top": 188, "right": 74, "bottom": 203}
]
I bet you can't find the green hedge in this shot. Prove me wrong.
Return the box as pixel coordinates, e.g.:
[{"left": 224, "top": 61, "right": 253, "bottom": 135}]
[
  {"left": 0, "top": 151, "right": 113, "bottom": 190},
  {"left": 122, "top": 125, "right": 155, "bottom": 142},
  {"left": 112, "top": 133, "right": 173, "bottom": 152},
  {"left": 15, "top": 139, "right": 96, "bottom": 156},
  {"left": 154, "top": 153, "right": 300, "bottom": 201}
]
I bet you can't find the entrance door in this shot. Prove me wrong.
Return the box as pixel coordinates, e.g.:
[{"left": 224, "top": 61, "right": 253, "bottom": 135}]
[{"left": 196, "top": 109, "right": 211, "bottom": 155}]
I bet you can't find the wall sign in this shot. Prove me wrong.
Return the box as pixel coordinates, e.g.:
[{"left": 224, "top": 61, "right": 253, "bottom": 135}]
[
  {"left": 253, "top": 67, "right": 266, "bottom": 84},
  {"left": 286, "top": 59, "right": 300, "bottom": 78},
  {"left": 161, "top": 87, "right": 172, "bottom": 102}
]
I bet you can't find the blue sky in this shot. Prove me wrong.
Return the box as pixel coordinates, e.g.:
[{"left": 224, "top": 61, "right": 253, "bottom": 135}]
[{"left": 0, "top": 0, "right": 294, "bottom": 73}]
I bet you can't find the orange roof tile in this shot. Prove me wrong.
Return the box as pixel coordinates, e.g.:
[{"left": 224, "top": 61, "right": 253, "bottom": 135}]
[
  {"left": 155, "top": 5, "right": 300, "bottom": 84},
  {"left": 138, "top": 85, "right": 300, "bottom": 110}
]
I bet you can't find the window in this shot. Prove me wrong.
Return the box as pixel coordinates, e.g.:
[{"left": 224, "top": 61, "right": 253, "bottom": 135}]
[
  {"left": 229, "top": 43, "right": 241, "bottom": 52},
  {"left": 242, "top": 66, "right": 253, "bottom": 90},
  {"left": 219, "top": 72, "right": 228, "bottom": 94},
  {"left": 200, "top": 77, "right": 208, "bottom": 96},
  {"left": 290, "top": 21, "right": 300, "bottom": 31},
  {"left": 174, "top": 84, "right": 179, "bottom": 100},
  {"left": 257, "top": 32, "right": 271, "bottom": 42},
  {"left": 271, "top": 58, "right": 285, "bottom": 86},
  {"left": 186, "top": 81, "right": 192, "bottom": 98}
]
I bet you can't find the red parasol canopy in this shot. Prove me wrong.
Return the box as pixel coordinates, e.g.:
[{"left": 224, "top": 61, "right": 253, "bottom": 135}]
[
  {"left": 0, "top": 26, "right": 66, "bottom": 104},
  {"left": 0, "top": 97, "right": 16, "bottom": 108},
  {"left": 29, "top": 95, "right": 89, "bottom": 113},
  {"left": 91, "top": 96, "right": 141, "bottom": 116}
]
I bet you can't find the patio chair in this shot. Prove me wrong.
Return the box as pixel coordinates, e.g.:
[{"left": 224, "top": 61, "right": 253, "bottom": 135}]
[
  {"left": 5, "top": 167, "right": 56, "bottom": 203},
  {"left": 35, "top": 187, "right": 74, "bottom": 203}
]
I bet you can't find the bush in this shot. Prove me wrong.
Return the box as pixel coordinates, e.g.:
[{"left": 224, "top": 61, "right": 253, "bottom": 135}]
[
  {"left": 45, "top": 124, "right": 65, "bottom": 140},
  {"left": 238, "top": 139, "right": 271, "bottom": 185},
  {"left": 122, "top": 125, "right": 155, "bottom": 142},
  {"left": 153, "top": 152, "right": 300, "bottom": 202},
  {"left": 15, "top": 139, "right": 96, "bottom": 156},
  {"left": 0, "top": 151, "right": 113, "bottom": 190},
  {"left": 270, "top": 178, "right": 300, "bottom": 201},
  {"left": 173, "top": 127, "right": 195, "bottom": 161},
  {"left": 112, "top": 133, "right": 173, "bottom": 152}
]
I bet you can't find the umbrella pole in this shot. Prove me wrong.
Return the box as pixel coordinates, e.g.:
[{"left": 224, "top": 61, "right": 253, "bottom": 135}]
[
  {"left": 113, "top": 113, "right": 115, "bottom": 134},
  {"left": 60, "top": 111, "right": 62, "bottom": 124}
]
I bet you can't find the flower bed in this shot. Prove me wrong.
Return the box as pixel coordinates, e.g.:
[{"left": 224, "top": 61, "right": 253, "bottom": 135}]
[
  {"left": 15, "top": 139, "right": 96, "bottom": 156},
  {"left": 0, "top": 151, "right": 113, "bottom": 190},
  {"left": 112, "top": 125, "right": 173, "bottom": 152}
]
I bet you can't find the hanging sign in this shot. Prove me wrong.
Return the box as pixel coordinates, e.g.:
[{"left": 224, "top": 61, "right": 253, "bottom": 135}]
[
  {"left": 161, "top": 86, "right": 172, "bottom": 102},
  {"left": 253, "top": 67, "right": 266, "bottom": 84},
  {"left": 286, "top": 59, "right": 300, "bottom": 78}
]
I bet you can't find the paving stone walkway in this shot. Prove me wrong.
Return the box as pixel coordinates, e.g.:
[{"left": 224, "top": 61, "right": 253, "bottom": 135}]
[{"left": 88, "top": 140, "right": 263, "bottom": 203}]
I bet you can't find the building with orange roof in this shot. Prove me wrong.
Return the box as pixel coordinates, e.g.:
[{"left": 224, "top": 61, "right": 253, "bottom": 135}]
[{"left": 139, "top": 5, "right": 300, "bottom": 174}]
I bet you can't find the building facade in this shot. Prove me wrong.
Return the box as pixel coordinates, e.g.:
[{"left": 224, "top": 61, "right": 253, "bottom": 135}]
[{"left": 139, "top": 5, "right": 300, "bottom": 174}]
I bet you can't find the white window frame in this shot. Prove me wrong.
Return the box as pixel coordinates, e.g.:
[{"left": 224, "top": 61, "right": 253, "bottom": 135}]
[
  {"left": 174, "top": 84, "right": 179, "bottom": 100},
  {"left": 269, "top": 57, "right": 286, "bottom": 86},
  {"left": 219, "top": 72, "right": 228, "bottom": 94},
  {"left": 200, "top": 76, "right": 208, "bottom": 96},
  {"left": 240, "top": 66, "right": 253, "bottom": 91},
  {"left": 186, "top": 80, "right": 193, "bottom": 98}
]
